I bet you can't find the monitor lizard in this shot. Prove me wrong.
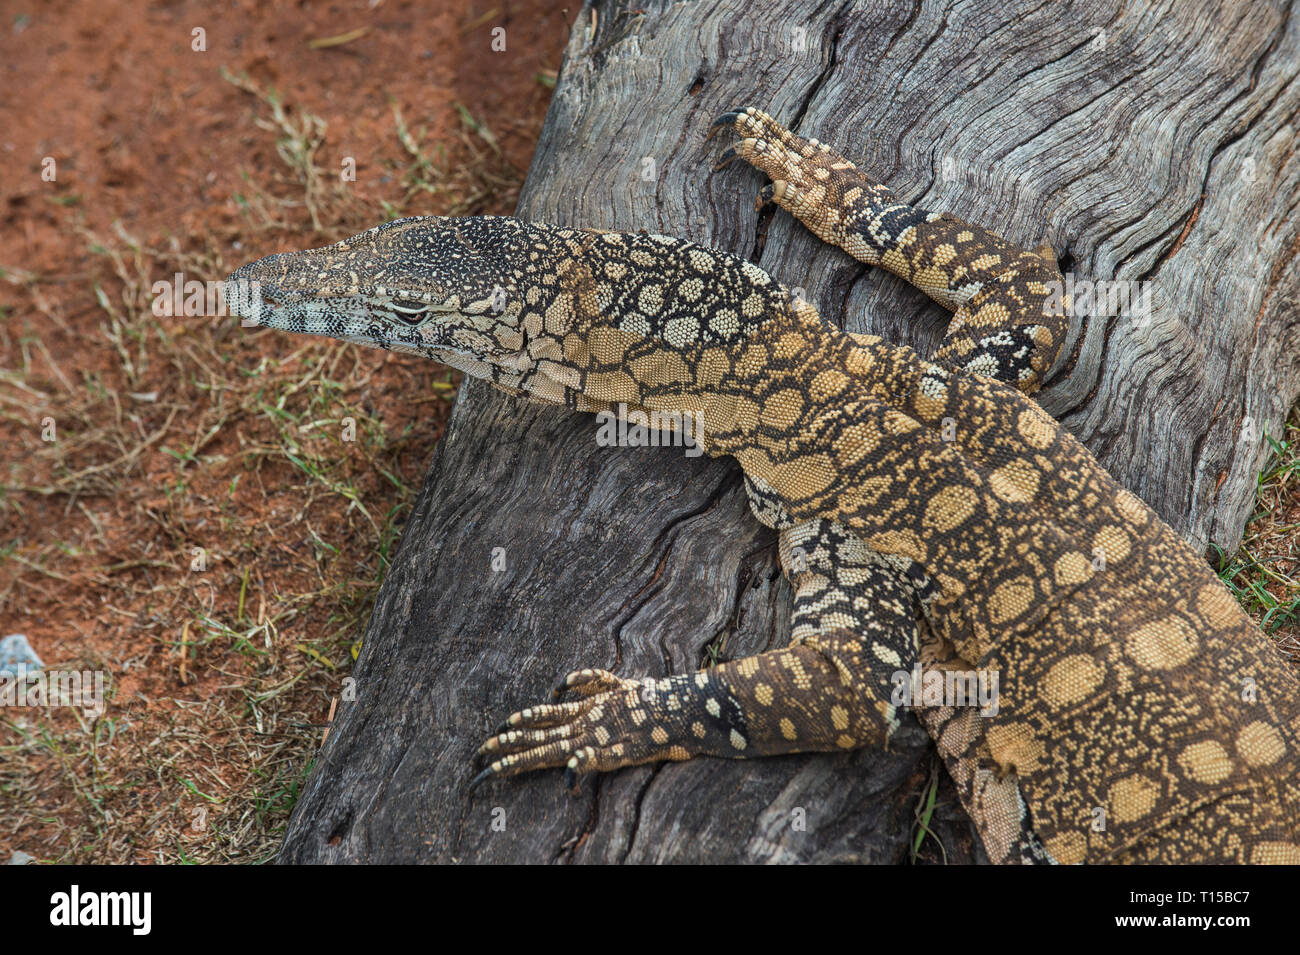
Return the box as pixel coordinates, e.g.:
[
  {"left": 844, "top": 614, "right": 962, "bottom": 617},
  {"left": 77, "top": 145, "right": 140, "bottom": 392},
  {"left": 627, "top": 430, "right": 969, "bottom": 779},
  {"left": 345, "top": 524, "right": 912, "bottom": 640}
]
[{"left": 225, "top": 107, "right": 1300, "bottom": 864}]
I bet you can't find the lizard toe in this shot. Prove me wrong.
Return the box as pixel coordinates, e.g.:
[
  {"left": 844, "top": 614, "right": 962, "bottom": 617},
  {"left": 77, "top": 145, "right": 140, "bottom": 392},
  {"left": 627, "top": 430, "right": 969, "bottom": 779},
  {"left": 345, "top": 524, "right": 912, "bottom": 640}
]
[
  {"left": 472, "top": 738, "right": 592, "bottom": 787},
  {"left": 553, "top": 667, "right": 634, "bottom": 698},
  {"left": 498, "top": 699, "right": 590, "bottom": 732},
  {"left": 477, "top": 723, "right": 580, "bottom": 760},
  {"left": 709, "top": 106, "right": 782, "bottom": 139}
]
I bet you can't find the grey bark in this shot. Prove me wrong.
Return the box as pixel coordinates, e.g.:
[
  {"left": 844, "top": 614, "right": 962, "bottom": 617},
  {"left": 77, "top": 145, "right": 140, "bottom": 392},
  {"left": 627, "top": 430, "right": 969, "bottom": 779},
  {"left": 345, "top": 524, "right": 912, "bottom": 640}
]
[{"left": 278, "top": 0, "right": 1300, "bottom": 863}]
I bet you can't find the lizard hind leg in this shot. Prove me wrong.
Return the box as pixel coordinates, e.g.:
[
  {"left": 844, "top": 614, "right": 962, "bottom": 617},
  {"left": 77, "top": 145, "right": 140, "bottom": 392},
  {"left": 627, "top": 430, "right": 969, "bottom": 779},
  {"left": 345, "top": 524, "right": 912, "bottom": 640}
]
[{"left": 711, "top": 107, "right": 1068, "bottom": 395}]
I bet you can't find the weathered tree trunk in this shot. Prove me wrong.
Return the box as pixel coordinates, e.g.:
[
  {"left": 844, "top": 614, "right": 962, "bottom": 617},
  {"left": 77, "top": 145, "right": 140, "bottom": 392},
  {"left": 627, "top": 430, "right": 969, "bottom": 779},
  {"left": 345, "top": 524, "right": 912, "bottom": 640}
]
[{"left": 278, "top": 0, "right": 1300, "bottom": 863}]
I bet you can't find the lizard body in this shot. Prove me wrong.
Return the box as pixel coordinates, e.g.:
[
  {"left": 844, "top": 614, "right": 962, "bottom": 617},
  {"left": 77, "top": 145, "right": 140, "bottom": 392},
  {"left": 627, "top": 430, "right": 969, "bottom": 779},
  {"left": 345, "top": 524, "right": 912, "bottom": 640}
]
[{"left": 226, "top": 108, "right": 1300, "bottom": 864}]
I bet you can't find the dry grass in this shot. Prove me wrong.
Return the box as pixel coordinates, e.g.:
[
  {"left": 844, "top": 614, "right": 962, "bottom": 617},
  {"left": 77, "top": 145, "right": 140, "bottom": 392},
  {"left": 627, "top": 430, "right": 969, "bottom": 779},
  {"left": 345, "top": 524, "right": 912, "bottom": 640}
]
[
  {"left": 1215, "top": 404, "right": 1300, "bottom": 673},
  {"left": 0, "top": 75, "right": 525, "bottom": 863}
]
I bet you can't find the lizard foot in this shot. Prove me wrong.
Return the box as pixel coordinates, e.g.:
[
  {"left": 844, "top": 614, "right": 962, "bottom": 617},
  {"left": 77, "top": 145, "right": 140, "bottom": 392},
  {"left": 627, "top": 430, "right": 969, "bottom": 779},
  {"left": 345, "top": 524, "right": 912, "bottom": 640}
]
[
  {"left": 471, "top": 668, "right": 687, "bottom": 790},
  {"left": 709, "top": 106, "right": 859, "bottom": 219}
]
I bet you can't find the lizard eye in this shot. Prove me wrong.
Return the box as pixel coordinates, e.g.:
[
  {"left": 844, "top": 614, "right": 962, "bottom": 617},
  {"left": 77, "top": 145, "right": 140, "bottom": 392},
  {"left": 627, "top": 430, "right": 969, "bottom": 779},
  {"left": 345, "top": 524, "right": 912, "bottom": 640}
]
[{"left": 389, "top": 299, "right": 429, "bottom": 325}]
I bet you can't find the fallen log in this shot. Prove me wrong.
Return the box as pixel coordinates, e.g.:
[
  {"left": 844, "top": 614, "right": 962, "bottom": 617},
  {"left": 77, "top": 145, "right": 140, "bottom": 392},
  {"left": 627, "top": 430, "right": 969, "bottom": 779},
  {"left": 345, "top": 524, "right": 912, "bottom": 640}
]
[{"left": 278, "top": 0, "right": 1300, "bottom": 863}]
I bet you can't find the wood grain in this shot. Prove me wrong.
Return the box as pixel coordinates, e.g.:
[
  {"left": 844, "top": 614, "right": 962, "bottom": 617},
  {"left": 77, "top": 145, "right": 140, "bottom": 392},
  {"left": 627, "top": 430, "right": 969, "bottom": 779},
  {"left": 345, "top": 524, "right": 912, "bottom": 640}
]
[{"left": 279, "top": 0, "right": 1300, "bottom": 863}]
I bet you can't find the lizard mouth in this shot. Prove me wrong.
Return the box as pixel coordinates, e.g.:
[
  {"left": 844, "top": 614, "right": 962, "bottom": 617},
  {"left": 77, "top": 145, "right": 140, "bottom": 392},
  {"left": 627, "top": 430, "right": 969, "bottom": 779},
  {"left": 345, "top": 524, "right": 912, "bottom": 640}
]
[{"left": 223, "top": 277, "right": 499, "bottom": 367}]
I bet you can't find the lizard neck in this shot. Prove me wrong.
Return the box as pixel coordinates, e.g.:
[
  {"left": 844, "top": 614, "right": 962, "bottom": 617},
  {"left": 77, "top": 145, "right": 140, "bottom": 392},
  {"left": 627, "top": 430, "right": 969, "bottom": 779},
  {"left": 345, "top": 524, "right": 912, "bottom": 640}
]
[
  {"left": 563, "top": 293, "right": 848, "bottom": 460},
  {"left": 698, "top": 298, "right": 849, "bottom": 455}
]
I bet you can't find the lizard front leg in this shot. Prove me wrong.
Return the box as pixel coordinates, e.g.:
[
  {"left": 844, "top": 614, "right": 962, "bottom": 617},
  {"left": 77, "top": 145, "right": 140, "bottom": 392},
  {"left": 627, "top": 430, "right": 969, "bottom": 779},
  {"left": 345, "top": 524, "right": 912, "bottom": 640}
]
[
  {"left": 710, "top": 106, "right": 1067, "bottom": 395},
  {"left": 472, "top": 518, "right": 919, "bottom": 787}
]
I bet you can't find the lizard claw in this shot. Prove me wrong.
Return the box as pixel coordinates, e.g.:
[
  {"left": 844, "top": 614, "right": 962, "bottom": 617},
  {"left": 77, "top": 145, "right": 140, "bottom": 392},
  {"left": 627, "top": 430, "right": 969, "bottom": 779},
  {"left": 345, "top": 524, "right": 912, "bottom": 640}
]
[
  {"left": 471, "top": 667, "right": 689, "bottom": 787},
  {"left": 707, "top": 106, "right": 787, "bottom": 143},
  {"left": 552, "top": 667, "right": 633, "bottom": 698},
  {"left": 713, "top": 146, "right": 739, "bottom": 170},
  {"left": 706, "top": 109, "right": 747, "bottom": 139}
]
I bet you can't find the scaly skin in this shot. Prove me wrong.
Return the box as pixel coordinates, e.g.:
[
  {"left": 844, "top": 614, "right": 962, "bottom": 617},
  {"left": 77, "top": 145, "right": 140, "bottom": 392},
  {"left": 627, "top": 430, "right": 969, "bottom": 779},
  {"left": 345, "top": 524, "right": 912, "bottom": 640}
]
[{"left": 225, "top": 107, "right": 1300, "bottom": 864}]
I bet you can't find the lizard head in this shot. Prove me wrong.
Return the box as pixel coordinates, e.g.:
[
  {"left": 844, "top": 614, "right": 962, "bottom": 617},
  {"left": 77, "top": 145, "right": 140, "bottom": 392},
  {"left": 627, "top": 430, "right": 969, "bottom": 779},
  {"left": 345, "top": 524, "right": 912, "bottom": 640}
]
[
  {"left": 223, "top": 215, "right": 549, "bottom": 372},
  {"left": 226, "top": 213, "right": 802, "bottom": 407}
]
